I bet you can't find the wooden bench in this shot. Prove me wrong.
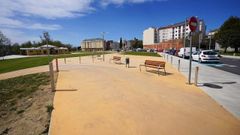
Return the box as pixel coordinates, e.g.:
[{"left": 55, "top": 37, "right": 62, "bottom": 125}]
[
  {"left": 139, "top": 60, "right": 166, "bottom": 76},
  {"left": 109, "top": 56, "right": 121, "bottom": 64}
]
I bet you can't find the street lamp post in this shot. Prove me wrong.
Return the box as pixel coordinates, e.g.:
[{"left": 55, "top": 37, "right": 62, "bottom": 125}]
[{"left": 183, "top": 18, "right": 188, "bottom": 58}]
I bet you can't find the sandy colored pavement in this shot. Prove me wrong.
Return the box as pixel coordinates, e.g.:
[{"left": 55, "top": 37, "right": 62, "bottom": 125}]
[
  {"left": 0, "top": 65, "right": 50, "bottom": 80},
  {"left": 50, "top": 54, "right": 240, "bottom": 135}
]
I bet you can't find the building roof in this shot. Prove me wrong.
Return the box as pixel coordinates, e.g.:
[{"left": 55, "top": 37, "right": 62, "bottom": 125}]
[
  {"left": 82, "top": 38, "right": 104, "bottom": 42},
  {"left": 158, "top": 19, "right": 204, "bottom": 30},
  {"left": 20, "top": 44, "right": 68, "bottom": 50},
  {"left": 40, "top": 44, "right": 57, "bottom": 48}
]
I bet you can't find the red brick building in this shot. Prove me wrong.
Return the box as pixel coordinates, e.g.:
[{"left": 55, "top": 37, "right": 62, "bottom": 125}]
[{"left": 143, "top": 39, "right": 183, "bottom": 52}]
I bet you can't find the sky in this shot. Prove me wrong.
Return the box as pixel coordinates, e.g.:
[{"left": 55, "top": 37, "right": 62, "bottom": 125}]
[{"left": 0, "top": 0, "right": 240, "bottom": 46}]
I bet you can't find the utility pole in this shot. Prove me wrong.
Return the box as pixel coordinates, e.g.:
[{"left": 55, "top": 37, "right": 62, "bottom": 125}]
[{"left": 101, "top": 32, "right": 107, "bottom": 51}]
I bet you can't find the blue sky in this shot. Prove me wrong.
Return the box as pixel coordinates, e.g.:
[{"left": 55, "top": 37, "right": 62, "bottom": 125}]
[{"left": 0, "top": 0, "right": 239, "bottom": 46}]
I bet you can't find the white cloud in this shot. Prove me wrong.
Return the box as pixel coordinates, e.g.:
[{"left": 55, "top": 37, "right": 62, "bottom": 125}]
[
  {"left": 99, "top": 0, "right": 164, "bottom": 7},
  {"left": 0, "top": 17, "right": 62, "bottom": 30},
  {"left": 0, "top": 0, "right": 164, "bottom": 43},
  {"left": 28, "top": 23, "right": 62, "bottom": 31},
  {"left": 0, "top": 0, "right": 94, "bottom": 19},
  {"left": 0, "top": 28, "right": 39, "bottom": 44}
]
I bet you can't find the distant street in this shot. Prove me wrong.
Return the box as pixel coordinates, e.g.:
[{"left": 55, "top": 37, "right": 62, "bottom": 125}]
[{"left": 205, "top": 57, "right": 240, "bottom": 75}]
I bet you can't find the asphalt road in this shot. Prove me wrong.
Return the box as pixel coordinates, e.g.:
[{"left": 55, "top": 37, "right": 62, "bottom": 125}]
[{"left": 203, "top": 57, "right": 240, "bottom": 75}]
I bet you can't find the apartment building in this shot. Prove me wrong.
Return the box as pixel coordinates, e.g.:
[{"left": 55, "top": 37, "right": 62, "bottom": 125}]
[
  {"left": 143, "top": 18, "right": 206, "bottom": 51},
  {"left": 143, "top": 27, "right": 159, "bottom": 45},
  {"left": 81, "top": 38, "right": 105, "bottom": 51}
]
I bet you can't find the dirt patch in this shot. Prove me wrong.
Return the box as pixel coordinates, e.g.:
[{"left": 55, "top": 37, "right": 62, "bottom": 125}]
[{"left": 0, "top": 72, "right": 56, "bottom": 135}]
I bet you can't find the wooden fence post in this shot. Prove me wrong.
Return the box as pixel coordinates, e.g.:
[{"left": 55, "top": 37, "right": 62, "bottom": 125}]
[
  {"left": 56, "top": 58, "right": 59, "bottom": 72},
  {"left": 49, "top": 62, "right": 55, "bottom": 92}
]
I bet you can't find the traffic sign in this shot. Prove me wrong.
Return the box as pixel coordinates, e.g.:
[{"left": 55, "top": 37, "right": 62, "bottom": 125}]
[{"left": 189, "top": 16, "right": 198, "bottom": 32}]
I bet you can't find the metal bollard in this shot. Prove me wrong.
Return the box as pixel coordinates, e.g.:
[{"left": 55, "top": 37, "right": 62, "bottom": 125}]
[
  {"left": 194, "top": 66, "right": 199, "bottom": 86},
  {"left": 167, "top": 55, "right": 169, "bottom": 61},
  {"left": 56, "top": 58, "right": 59, "bottom": 72},
  {"left": 171, "top": 56, "right": 173, "bottom": 64},
  {"left": 103, "top": 54, "right": 105, "bottom": 61},
  {"left": 79, "top": 56, "right": 81, "bottom": 64},
  {"left": 92, "top": 55, "right": 94, "bottom": 63},
  {"left": 178, "top": 59, "right": 180, "bottom": 71},
  {"left": 64, "top": 58, "right": 66, "bottom": 64},
  {"left": 49, "top": 62, "right": 55, "bottom": 92}
]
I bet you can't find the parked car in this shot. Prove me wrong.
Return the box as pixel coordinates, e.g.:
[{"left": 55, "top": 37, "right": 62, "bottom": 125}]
[
  {"left": 178, "top": 47, "right": 196, "bottom": 58},
  {"left": 192, "top": 50, "right": 220, "bottom": 63}
]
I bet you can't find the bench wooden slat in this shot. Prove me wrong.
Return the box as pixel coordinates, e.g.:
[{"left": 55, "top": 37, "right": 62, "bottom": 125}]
[
  {"left": 110, "top": 56, "right": 121, "bottom": 64},
  {"left": 139, "top": 60, "right": 166, "bottom": 76}
]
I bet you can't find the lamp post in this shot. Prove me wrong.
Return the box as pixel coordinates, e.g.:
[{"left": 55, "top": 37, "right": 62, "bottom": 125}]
[
  {"left": 183, "top": 18, "right": 188, "bottom": 58},
  {"left": 43, "top": 32, "right": 50, "bottom": 62},
  {"left": 101, "top": 32, "right": 108, "bottom": 51}
]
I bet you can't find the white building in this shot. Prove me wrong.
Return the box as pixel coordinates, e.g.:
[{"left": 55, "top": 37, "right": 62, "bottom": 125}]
[
  {"left": 143, "top": 27, "right": 159, "bottom": 45},
  {"left": 143, "top": 18, "right": 206, "bottom": 46},
  {"left": 160, "top": 19, "right": 206, "bottom": 41}
]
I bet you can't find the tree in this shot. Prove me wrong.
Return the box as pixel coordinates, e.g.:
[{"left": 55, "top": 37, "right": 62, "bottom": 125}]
[
  {"left": 119, "top": 37, "right": 123, "bottom": 49},
  {"left": 11, "top": 43, "right": 20, "bottom": 54},
  {"left": 215, "top": 16, "right": 240, "bottom": 53},
  {"left": 131, "top": 37, "right": 143, "bottom": 49},
  {"left": 0, "top": 31, "right": 11, "bottom": 59}
]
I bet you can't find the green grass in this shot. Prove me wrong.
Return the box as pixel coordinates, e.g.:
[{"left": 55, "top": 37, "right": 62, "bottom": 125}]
[
  {"left": 0, "top": 57, "right": 53, "bottom": 74},
  {"left": 0, "top": 73, "right": 50, "bottom": 104},
  {"left": 123, "top": 51, "right": 161, "bottom": 57},
  {"left": 0, "top": 52, "right": 109, "bottom": 74}
]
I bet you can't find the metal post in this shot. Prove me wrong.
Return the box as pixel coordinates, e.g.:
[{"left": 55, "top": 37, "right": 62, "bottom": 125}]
[
  {"left": 167, "top": 55, "right": 169, "bottom": 61},
  {"left": 194, "top": 66, "right": 199, "bottom": 86},
  {"left": 198, "top": 32, "right": 202, "bottom": 62},
  {"left": 103, "top": 54, "right": 105, "bottom": 61},
  {"left": 188, "top": 32, "right": 193, "bottom": 84},
  {"left": 171, "top": 56, "right": 173, "bottom": 64},
  {"left": 49, "top": 62, "right": 55, "bottom": 92},
  {"left": 209, "top": 35, "right": 212, "bottom": 50},
  {"left": 79, "top": 56, "right": 81, "bottom": 64},
  {"left": 183, "top": 18, "right": 187, "bottom": 58},
  {"left": 178, "top": 59, "right": 180, "bottom": 71},
  {"left": 56, "top": 58, "right": 59, "bottom": 72},
  {"left": 64, "top": 58, "right": 66, "bottom": 64}
]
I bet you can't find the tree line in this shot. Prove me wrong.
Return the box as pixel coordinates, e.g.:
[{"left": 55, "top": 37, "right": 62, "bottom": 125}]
[{"left": 0, "top": 31, "right": 76, "bottom": 57}]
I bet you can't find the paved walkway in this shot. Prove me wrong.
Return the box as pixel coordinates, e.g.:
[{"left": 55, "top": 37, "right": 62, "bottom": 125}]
[
  {"left": 162, "top": 53, "right": 240, "bottom": 119},
  {"left": 0, "top": 65, "right": 51, "bottom": 80},
  {"left": 49, "top": 54, "right": 240, "bottom": 135}
]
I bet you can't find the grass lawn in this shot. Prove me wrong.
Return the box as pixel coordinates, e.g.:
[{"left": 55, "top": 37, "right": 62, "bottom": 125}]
[
  {"left": 0, "top": 73, "right": 49, "bottom": 104},
  {"left": 0, "top": 52, "right": 108, "bottom": 74},
  {"left": 123, "top": 51, "right": 161, "bottom": 57},
  {"left": 0, "top": 72, "right": 54, "bottom": 135}
]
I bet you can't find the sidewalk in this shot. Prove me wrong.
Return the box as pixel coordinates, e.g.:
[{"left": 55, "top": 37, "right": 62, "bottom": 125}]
[
  {"left": 49, "top": 54, "right": 240, "bottom": 135},
  {"left": 161, "top": 53, "right": 240, "bottom": 119},
  {"left": 222, "top": 55, "right": 240, "bottom": 59},
  {"left": 0, "top": 65, "right": 50, "bottom": 80}
]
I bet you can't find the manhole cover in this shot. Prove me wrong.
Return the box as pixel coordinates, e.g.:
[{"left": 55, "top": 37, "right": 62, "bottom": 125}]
[{"left": 203, "top": 83, "right": 223, "bottom": 89}]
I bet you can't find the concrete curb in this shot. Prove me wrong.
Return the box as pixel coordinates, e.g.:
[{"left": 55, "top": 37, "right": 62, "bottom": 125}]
[{"left": 221, "top": 55, "right": 240, "bottom": 59}]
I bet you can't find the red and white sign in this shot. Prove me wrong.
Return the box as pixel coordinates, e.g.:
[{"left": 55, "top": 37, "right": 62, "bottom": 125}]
[{"left": 188, "top": 16, "right": 198, "bottom": 32}]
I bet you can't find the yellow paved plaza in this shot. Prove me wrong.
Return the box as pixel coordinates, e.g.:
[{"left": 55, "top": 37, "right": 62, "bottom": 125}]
[{"left": 49, "top": 54, "right": 240, "bottom": 135}]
